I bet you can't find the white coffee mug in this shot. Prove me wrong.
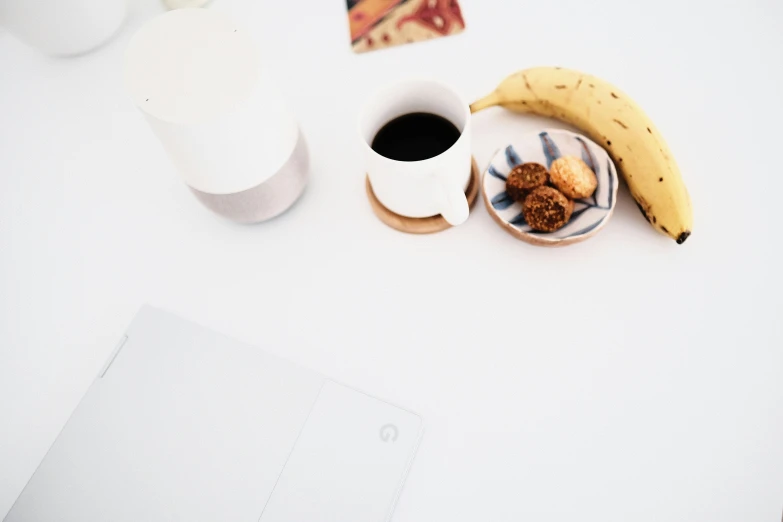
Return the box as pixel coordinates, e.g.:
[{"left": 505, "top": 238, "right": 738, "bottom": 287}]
[
  {"left": 360, "top": 79, "right": 472, "bottom": 226},
  {"left": 124, "top": 8, "right": 308, "bottom": 224},
  {"left": 0, "top": 0, "right": 126, "bottom": 56}
]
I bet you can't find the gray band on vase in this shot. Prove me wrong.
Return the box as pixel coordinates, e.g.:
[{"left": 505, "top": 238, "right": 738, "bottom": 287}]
[{"left": 190, "top": 130, "right": 309, "bottom": 224}]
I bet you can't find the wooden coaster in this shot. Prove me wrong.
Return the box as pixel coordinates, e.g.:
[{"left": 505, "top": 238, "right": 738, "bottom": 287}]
[{"left": 366, "top": 157, "right": 480, "bottom": 234}]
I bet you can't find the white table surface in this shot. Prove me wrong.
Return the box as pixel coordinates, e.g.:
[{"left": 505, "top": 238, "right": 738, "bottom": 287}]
[{"left": 2, "top": 1, "right": 782, "bottom": 520}]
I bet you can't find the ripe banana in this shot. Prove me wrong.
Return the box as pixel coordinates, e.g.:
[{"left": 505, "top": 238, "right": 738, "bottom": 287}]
[{"left": 471, "top": 67, "right": 693, "bottom": 244}]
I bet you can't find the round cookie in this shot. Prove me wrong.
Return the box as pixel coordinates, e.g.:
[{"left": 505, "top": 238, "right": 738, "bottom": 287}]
[
  {"left": 549, "top": 156, "right": 598, "bottom": 199},
  {"left": 522, "top": 186, "right": 574, "bottom": 232},
  {"left": 505, "top": 163, "right": 548, "bottom": 202}
]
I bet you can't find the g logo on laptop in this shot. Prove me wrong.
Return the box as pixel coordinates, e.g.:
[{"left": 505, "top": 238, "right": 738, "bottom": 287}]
[{"left": 379, "top": 424, "right": 398, "bottom": 443}]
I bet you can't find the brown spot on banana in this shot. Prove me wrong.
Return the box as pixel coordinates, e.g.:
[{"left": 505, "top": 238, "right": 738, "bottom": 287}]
[
  {"left": 522, "top": 74, "right": 538, "bottom": 101},
  {"left": 635, "top": 201, "right": 653, "bottom": 224},
  {"left": 613, "top": 119, "right": 628, "bottom": 129},
  {"left": 610, "top": 92, "right": 619, "bottom": 99},
  {"left": 634, "top": 195, "right": 654, "bottom": 224},
  {"left": 499, "top": 101, "right": 533, "bottom": 114},
  {"left": 555, "top": 85, "right": 567, "bottom": 89}
]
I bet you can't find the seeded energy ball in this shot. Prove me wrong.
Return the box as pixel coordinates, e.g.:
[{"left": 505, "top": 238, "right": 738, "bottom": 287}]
[
  {"left": 505, "top": 163, "right": 548, "bottom": 202},
  {"left": 522, "top": 186, "right": 574, "bottom": 232},
  {"left": 549, "top": 156, "right": 598, "bottom": 199}
]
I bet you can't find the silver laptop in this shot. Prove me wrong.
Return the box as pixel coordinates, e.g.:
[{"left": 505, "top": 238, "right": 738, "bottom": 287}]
[{"left": 5, "top": 306, "right": 423, "bottom": 522}]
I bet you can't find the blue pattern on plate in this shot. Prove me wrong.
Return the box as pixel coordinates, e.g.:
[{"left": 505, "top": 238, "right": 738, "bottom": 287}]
[
  {"left": 565, "top": 217, "right": 606, "bottom": 238},
  {"left": 575, "top": 136, "right": 597, "bottom": 173},
  {"left": 539, "top": 131, "right": 562, "bottom": 168},
  {"left": 509, "top": 212, "right": 527, "bottom": 226},
  {"left": 488, "top": 165, "right": 507, "bottom": 181},
  {"left": 505, "top": 145, "right": 522, "bottom": 169},
  {"left": 575, "top": 136, "right": 599, "bottom": 206},
  {"left": 483, "top": 129, "right": 619, "bottom": 244},
  {"left": 568, "top": 206, "right": 591, "bottom": 222},
  {"left": 491, "top": 191, "right": 515, "bottom": 210}
]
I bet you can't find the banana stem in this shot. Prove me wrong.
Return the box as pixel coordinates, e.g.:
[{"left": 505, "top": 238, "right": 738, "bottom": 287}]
[{"left": 469, "top": 91, "right": 501, "bottom": 114}]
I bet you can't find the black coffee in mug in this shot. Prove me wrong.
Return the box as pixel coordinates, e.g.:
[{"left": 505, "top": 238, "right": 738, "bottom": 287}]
[{"left": 371, "top": 112, "right": 461, "bottom": 162}]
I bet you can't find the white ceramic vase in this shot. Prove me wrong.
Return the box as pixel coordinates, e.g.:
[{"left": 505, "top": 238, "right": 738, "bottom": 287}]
[{"left": 124, "top": 8, "right": 309, "bottom": 224}]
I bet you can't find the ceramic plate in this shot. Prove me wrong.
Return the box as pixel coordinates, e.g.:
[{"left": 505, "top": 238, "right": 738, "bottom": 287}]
[{"left": 482, "top": 129, "right": 619, "bottom": 246}]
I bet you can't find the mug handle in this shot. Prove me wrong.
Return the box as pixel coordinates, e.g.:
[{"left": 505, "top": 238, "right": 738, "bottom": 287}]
[{"left": 432, "top": 172, "right": 470, "bottom": 226}]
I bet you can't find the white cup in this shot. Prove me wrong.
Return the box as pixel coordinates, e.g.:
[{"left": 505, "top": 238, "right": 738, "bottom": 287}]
[
  {"left": 124, "top": 9, "right": 308, "bottom": 224},
  {"left": 0, "top": 0, "right": 126, "bottom": 56},
  {"left": 360, "top": 79, "right": 472, "bottom": 226}
]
